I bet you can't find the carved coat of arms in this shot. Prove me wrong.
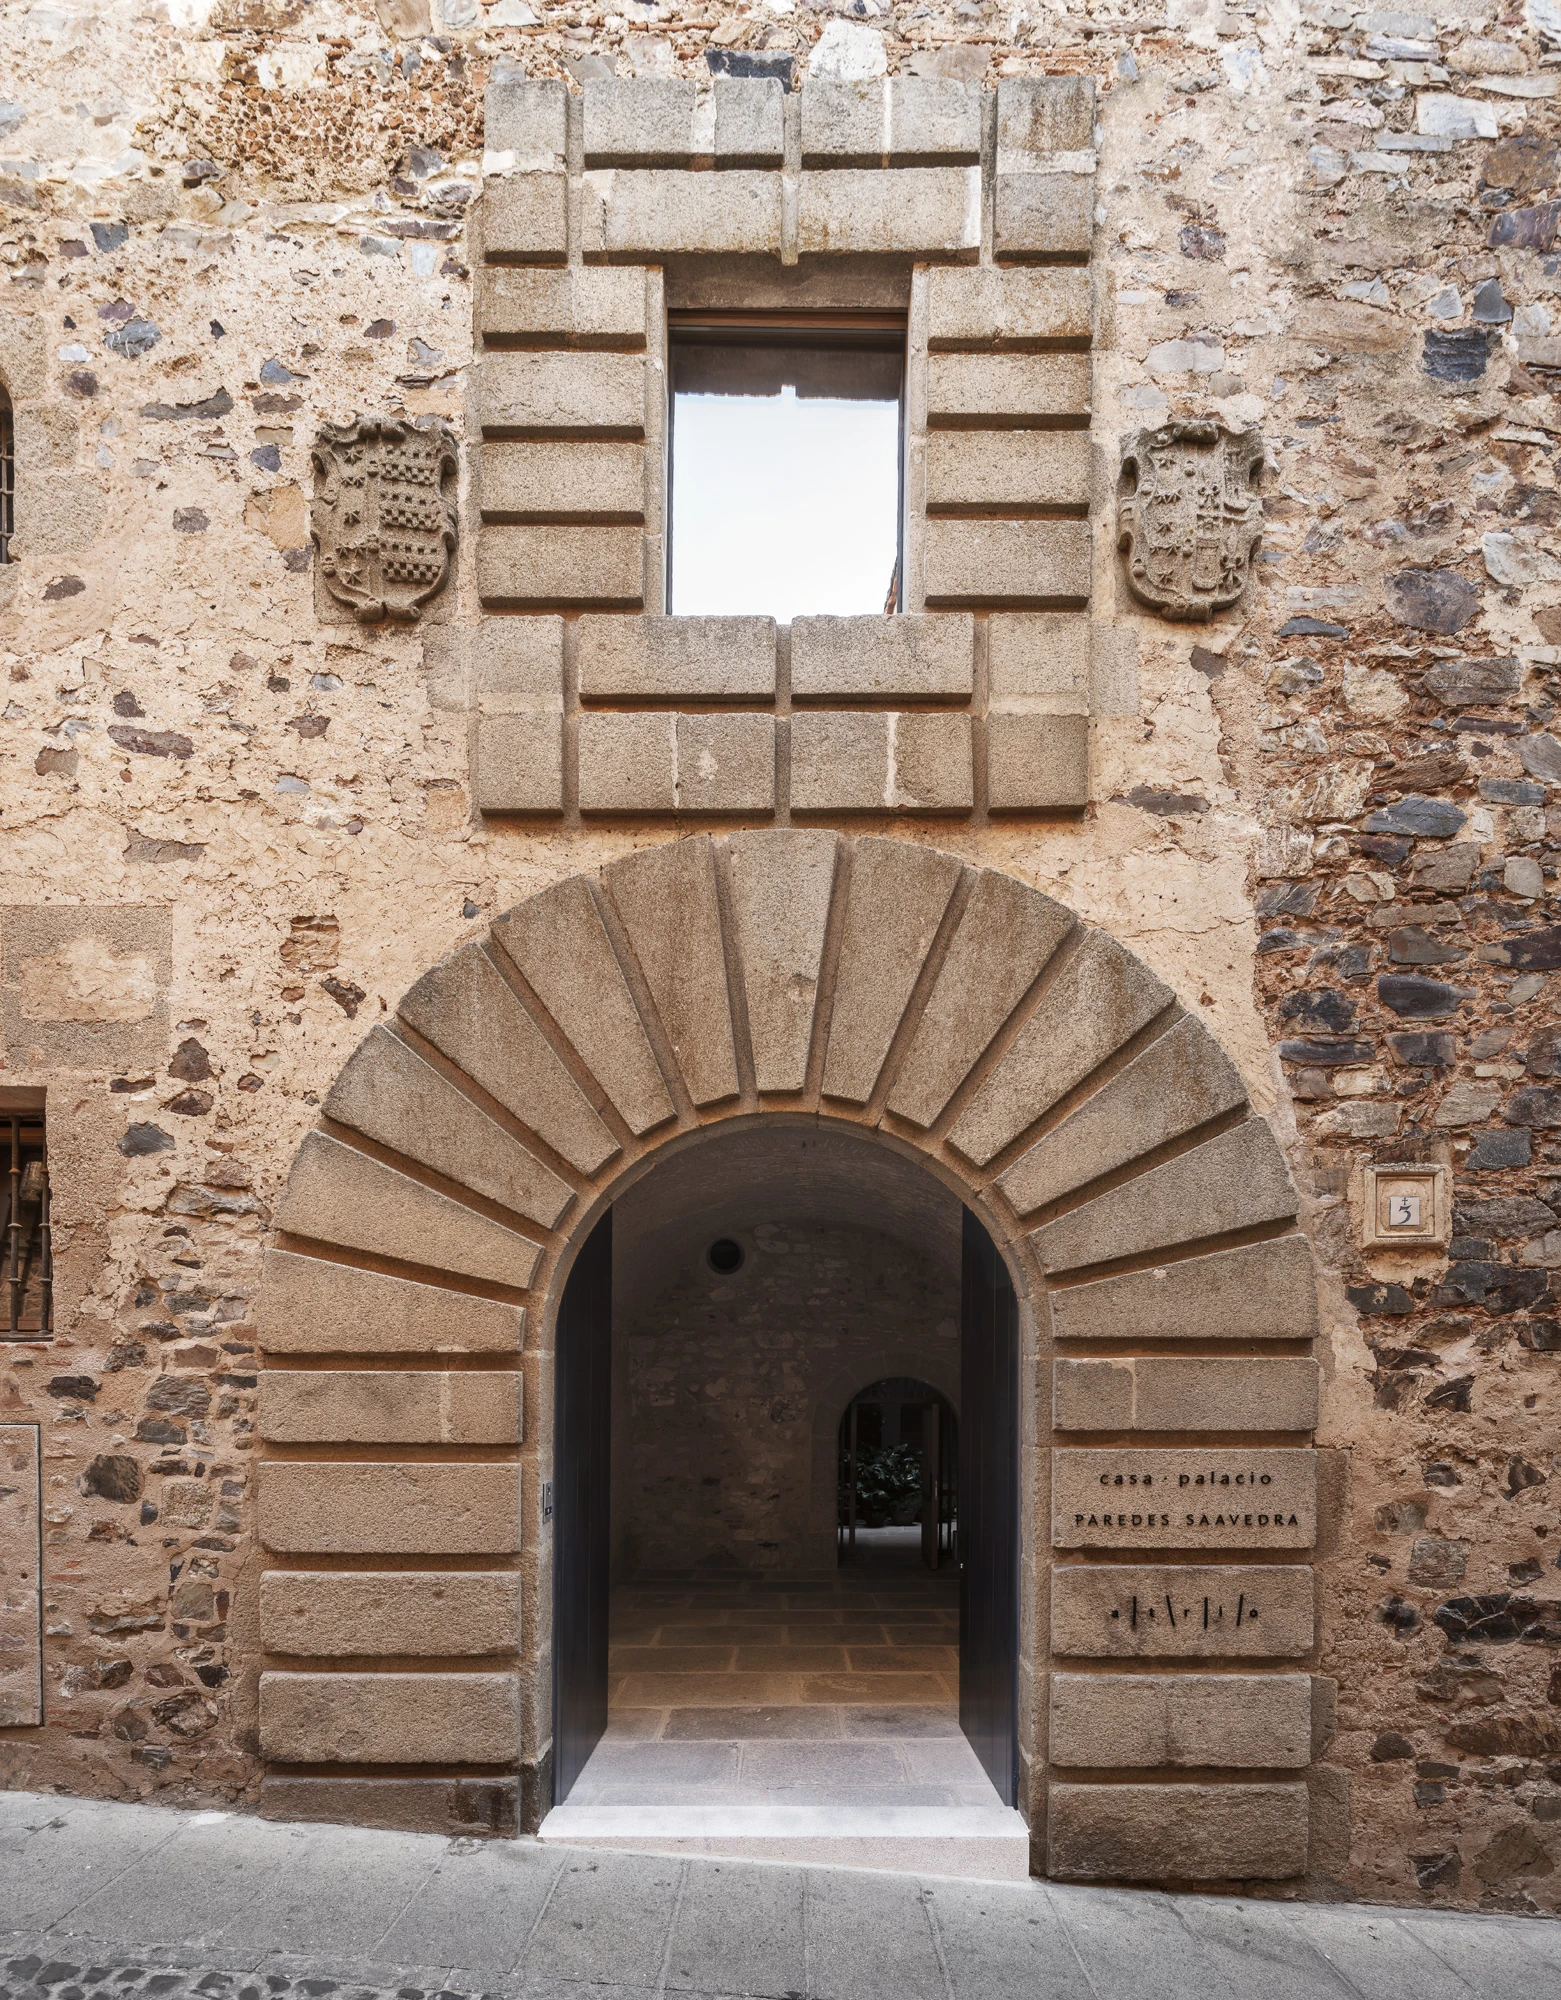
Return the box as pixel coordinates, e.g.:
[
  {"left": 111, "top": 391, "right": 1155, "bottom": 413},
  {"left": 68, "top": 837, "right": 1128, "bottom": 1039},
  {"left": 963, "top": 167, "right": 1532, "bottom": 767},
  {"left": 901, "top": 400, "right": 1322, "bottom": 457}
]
[
  {"left": 1116, "top": 421, "right": 1264, "bottom": 622},
  {"left": 311, "top": 417, "right": 458, "bottom": 622}
]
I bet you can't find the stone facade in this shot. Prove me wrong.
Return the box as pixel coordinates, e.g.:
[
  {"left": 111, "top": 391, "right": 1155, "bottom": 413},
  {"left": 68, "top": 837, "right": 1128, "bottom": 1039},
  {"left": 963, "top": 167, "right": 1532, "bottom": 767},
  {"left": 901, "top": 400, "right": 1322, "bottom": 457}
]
[{"left": 0, "top": 0, "right": 1556, "bottom": 1921}]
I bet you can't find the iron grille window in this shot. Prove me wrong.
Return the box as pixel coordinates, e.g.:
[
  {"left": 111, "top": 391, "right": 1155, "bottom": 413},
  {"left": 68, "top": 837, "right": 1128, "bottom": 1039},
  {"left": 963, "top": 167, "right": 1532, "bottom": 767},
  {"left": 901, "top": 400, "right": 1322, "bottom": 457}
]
[
  {"left": 0, "top": 388, "right": 12, "bottom": 565},
  {"left": 2, "top": 1112, "right": 51, "bottom": 1337}
]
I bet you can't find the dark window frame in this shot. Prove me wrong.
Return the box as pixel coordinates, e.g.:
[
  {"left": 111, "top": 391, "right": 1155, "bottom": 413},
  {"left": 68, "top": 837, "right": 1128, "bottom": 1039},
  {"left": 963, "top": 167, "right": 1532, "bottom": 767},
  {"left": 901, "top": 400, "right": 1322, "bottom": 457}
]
[{"left": 665, "top": 310, "right": 908, "bottom": 617}]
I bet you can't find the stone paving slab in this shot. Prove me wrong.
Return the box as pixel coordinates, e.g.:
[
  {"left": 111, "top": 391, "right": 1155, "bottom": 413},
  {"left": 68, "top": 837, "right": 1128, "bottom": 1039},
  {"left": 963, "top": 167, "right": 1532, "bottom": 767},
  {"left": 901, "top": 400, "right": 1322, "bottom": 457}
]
[{"left": 1, "top": 1793, "right": 1558, "bottom": 2000}]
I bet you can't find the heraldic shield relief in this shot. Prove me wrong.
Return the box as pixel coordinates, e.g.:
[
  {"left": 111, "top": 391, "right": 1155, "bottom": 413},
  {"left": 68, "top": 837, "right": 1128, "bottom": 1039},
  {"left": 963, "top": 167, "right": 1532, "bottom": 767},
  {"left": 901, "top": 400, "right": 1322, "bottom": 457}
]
[
  {"left": 1116, "top": 421, "right": 1264, "bottom": 622},
  {"left": 311, "top": 417, "right": 458, "bottom": 623}
]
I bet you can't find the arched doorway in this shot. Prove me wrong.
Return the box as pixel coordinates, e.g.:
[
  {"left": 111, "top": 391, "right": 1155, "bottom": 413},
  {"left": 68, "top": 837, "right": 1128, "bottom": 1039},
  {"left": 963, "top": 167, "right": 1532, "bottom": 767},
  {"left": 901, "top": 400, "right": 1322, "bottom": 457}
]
[
  {"left": 545, "top": 1121, "right": 1021, "bottom": 1868},
  {"left": 837, "top": 1375, "right": 957, "bottom": 1569},
  {"left": 255, "top": 831, "right": 1320, "bottom": 1885}
]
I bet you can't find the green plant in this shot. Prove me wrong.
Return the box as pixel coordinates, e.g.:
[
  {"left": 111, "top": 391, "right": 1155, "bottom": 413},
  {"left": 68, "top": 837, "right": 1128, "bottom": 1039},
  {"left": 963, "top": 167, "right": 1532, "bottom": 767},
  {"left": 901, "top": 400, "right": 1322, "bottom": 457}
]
[{"left": 850, "top": 1444, "right": 922, "bottom": 1526}]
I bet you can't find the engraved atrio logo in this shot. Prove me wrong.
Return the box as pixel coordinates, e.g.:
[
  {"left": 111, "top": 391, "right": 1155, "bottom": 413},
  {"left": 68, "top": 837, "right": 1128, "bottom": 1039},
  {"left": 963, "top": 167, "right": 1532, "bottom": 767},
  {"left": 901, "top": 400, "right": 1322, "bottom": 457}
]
[
  {"left": 1116, "top": 420, "right": 1264, "bottom": 622},
  {"left": 311, "top": 417, "right": 458, "bottom": 623}
]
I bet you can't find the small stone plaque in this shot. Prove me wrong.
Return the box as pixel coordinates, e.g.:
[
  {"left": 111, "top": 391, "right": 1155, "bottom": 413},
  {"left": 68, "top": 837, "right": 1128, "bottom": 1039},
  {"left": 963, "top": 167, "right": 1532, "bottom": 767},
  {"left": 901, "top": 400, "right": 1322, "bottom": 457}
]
[
  {"left": 1050, "top": 1564, "right": 1315, "bottom": 1658},
  {"left": 1052, "top": 1449, "right": 1317, "bottom": 1550},
  {"left": 1361, "top": 1163, "right": 1449, "bottom": 1249}
]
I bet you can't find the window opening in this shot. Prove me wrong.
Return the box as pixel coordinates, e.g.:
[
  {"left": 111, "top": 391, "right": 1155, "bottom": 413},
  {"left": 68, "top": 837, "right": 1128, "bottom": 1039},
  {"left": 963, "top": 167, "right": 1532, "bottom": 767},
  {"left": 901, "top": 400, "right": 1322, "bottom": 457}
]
[
  {"left": 2, "top": 1111, "right": 51, "bottom": 1337},
  {"left": 0, "top": 387, "right": 13, "bottom": 565},
  {"left": 668, "top": 312, "right": 906, "bottom": 620},
  {"left": 705, "top": 1236, "right": 744, "bottom": 1275}
]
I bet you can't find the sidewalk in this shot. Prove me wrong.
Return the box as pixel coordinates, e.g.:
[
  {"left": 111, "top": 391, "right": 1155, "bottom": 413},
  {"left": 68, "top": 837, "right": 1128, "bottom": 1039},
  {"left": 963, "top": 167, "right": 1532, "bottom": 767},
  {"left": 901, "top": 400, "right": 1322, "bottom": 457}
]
[{"left": 2, "top": 1789, "right": 1558, "bottom": 2000}]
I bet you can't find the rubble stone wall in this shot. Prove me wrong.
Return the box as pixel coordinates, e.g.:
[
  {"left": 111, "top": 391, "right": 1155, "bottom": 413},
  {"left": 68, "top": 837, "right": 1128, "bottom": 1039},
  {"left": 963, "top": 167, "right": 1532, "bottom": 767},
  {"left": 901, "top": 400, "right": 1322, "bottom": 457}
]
[{"left": 0, "top": 0, "right": 1557, "bottom": 1917}]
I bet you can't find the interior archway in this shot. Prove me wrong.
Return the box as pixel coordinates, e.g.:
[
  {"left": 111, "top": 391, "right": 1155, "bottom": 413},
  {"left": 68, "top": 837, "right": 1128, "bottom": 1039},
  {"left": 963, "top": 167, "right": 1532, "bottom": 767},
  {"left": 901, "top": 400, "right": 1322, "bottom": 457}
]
[{"left": 255, "top": 830, "right": 1320, "bottom": 1884}]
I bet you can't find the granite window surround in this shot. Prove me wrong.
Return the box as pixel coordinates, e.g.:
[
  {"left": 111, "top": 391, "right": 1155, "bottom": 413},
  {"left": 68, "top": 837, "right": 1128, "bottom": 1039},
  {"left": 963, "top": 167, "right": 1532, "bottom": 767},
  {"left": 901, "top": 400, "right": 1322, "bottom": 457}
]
[{"left": 461, "top": 71, "right": 1119, "bottom": 821}]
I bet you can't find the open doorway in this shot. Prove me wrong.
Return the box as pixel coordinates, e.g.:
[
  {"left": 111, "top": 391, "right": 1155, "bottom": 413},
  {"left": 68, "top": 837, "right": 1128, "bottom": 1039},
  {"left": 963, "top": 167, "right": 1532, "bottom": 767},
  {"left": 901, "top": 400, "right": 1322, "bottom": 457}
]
[{"left": 544, "top": 1123, "right": 1023, "bottom": 1875}]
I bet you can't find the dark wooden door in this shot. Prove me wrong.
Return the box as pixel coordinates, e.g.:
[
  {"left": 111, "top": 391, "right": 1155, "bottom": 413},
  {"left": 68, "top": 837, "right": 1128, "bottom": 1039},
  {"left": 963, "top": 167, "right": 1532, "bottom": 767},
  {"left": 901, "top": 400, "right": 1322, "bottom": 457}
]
[
  {"left": 553, "top": 1208, "right": 612, "bottom": 1804},
  {"left": 959, "top": 1206, "right": 1019, "bottom": 1805}
]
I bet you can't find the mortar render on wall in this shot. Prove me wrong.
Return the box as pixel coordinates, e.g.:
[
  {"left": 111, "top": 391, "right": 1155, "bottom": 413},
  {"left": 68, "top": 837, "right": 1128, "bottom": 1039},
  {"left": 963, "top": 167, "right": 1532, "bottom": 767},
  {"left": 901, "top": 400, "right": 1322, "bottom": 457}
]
[{"left": 0, "top": 0, "right": 1552, "bottom": 1918}]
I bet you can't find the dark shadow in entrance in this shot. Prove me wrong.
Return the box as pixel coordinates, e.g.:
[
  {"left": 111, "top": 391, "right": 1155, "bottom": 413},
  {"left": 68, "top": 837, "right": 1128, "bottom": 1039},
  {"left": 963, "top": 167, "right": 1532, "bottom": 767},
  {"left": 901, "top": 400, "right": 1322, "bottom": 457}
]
[{"left": 551, "top": 1124, "right": 1020, "bottom": 1822}]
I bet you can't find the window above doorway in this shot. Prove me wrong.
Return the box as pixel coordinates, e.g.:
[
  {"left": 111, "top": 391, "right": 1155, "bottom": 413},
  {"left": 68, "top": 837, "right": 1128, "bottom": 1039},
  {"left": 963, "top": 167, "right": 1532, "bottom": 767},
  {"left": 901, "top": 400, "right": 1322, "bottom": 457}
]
[{"left": 667, "top": 314, "right": 905, "bottom": 622}]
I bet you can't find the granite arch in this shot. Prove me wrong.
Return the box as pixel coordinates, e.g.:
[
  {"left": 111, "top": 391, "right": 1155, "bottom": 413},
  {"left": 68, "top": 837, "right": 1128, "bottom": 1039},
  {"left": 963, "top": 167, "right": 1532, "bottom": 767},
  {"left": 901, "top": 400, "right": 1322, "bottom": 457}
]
[{"left": 254, "top": 829, "right": 1321, "bottom": 1877}]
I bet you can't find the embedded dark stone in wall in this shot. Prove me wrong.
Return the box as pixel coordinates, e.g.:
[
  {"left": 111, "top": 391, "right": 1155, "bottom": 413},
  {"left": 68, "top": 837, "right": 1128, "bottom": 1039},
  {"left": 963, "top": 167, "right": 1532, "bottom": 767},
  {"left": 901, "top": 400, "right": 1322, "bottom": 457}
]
[
  {"left": 1277, "top": 988, "right": 1355, "bottom": 1032},
  {"left": 1388, "top": 1031, "right": 1456, "bottom": 1067},
  {"left": 119, "top": 1123, "right": 174, "bottom": 1157},
  {"left": 1481, "top": 927, "right": 1561, "bottom": 971},
  {"left": 1347, "top": 1282, "right": 1415, "bottom": 1317},
  {"left": 1377, "top": 975, "right": 1465, "bottom": 1018},
  {"left": 1469, "top": 1128, "right": 1531, "bottom": 1171},
  {"left": 1387, "top": 568, "right": 1481, "bottom": 635},
  {"left": 1423, "top": 657, "right": 1522, "bottom": 708},
  {"left": 1487, "top": 198, "right": 1561, "bottom": 251},
  {"left": 81, "top": 1454, "right": 142, "bottom": 1503},
  {"left": 1421, "top": 328, "right": 1490, "bottom": 383},
  {"left": 1279, "top": 1036, "right": 1375, "bottom": 1066},
  {"left": 1363, "top": 796, "right": 1467, "bottom": 839}
]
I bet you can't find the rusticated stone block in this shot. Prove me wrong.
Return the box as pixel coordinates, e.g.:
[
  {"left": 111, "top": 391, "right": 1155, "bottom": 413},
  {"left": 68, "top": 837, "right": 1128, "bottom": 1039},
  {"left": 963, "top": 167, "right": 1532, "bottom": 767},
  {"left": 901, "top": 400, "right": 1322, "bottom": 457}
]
[
  {"left": 469, "top": 617, "right": 564, "bottom": 711},
  {"left": 476, "top": 265, "right": 648, "bottom": 345},
  {"left": 257, "top": 1249, "right": 524, "bottom": 1355},
  {"left": 1050, "top": 1673, "right": 1313, "bottom": 1769},
  {"left": 275, "top": 1132, "right": 542, "bottom": 1291},
  {"left": 606, "top": 837, "right": 739, "bottom": 1106},
  {"left": 579, "top": 712, "right": 676, "bottom": 813},
  {"left": 790, "top": 615, "right": 973, "bottom": 701},
  {"left": 801, "top": 79, "right": 981, "bottom": 165},
  {"left": 260, "top": 1370, "right": 522, "bottom": 1446},
  {"left": 790, "top": 712, "right": 972, "bottom": 812},
  {"left": 491, "top": 875, "right": 674, "bottom": 1135},
  {"left": 997, "top": 75, "right": 1097, "bottom": 157},
  {"left": 324, "top": 1026, "right": 571, "bottom": 1230},
  {"left": 1050, "top": 1564, "right": 1315, "bottom": 1660},
  {"left": 480, "top": 441, "right": 646, "bottom": 524},
  {"left": 582, "top": 170, "right": 783, "bottom": 259},
  {"left": 995, "top": 174, "right": 1095, "bottom": 261},
  {"left": 823, "top": 838, "right": 962, "bottom": 1103},
  {"left": 475, "top": 713, "right": 564, "bottom": 816},
  {"left": 727, "top": 829, "right": 838, "bottom": 1094},
  {"left": 676, "top": 713, "right": 776, "bottom": 812},
  {"left": 926, "top": 266, "right": 1092, "bottom": 349},
  {"left": 484, "top": 74, "right": 567, "bottom": 167},
  {"left": 922, "top": 518, "right": 1092, "bottom": 608},
  {"left": 259, "top": 1775, "right": 518, "bottom": 1840},
  {"left": 481, "top": 174, "right": 568, "bottom": 264},
  {"left": 1033, "top": 1121, "right": 1299, "bottom": 1275},
  {"left": 258, "top": 1461, "right": 522, "bottom": 1556},
  {"left": 797, "top": 169, "right": 981, "bottom": 259},
  {"left": 578, "top": 615, "right": 776, "bottom": 701},
  {"left": 398, "top": 944, "right": 615, "bottom": 1175},
  {"left": 1000, "top": 1014, "right": 1244, "bottom": 1212},
  {"left": 924, "top": 431, "right": 1091, "bottom": 513},
  {"left": 479, "top": 351, "right": 647, "bottom": 438},
  {"left": 478, "top": 524, "right": 644, "bottom": 609},
  {"left": 889, "top": 869, "right": 1073, "bottom": 1129},
  {"left": 988, "top": 712, "right": 1090, "bottom": 812},
  {"left": 950, "top": 929, "right": 1172, "bottom": 1166},
  {"left": 1052, "top": 1448, "right": 1317, "bottom": 1551},
  {"left": 583, "top": 77, "right": 697, "bottom": 166},
  {"left": 986, "top": 613, "right": 1091, "bottom": 704},
  {"left": 1047, "top": 1782, "right": 1309, "bottom": 1882},
  {"left": 925, "top": 353, "right": 1091, "bottom": 424},
  {"left": 260, "top": 1671, "right": 518, "bottom": 1765},
  {"left": 1048, "top": 1238, "right": 1320, "bottom": 1344},
  {"left": 261, "top": 1570, "right": 520, "bottom": 1658},
  {"left": 714, "top": 79, "right": 785, "bottom": 166},
  {"left": 1053, "top": 1357, "right": 1320, "bottom": 1434}
]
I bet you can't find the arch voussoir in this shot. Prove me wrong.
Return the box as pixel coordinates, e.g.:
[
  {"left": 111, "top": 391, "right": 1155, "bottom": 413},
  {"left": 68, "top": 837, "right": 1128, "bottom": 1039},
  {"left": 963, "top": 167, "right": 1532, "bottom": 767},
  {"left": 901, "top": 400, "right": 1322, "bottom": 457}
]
[
  {"left": 997, "top": 1012, "right": 1246, "bottom": 1218},
  {"left": 398, "top": 941, "right": 618, "bottom": 1175}
]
